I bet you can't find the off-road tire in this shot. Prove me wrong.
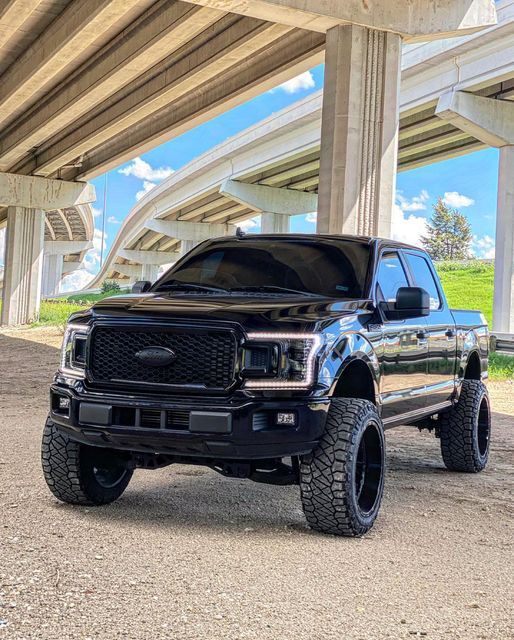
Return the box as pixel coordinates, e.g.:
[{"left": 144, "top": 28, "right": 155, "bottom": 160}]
[
  {"left": 440, "top": 380, "right": 491, "bottom": 473},
  {"left": 41, "top": 418, "right": 133, "bottom": 505},
  {"left": 299, "top": 398, "right": 385, "bottom": 537}
]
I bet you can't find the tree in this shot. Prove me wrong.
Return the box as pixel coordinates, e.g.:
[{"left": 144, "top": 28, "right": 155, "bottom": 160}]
[
  {"left": 101, "top": 280, "right": 121, "bottom": 294},
  {"left": 421, "top": 197, "right": 472, "bottom": 260}
]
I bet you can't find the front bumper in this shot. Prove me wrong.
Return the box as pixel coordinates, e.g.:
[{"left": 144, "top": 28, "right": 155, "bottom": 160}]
[{"left": 49, "top": 384, "right": 330, "bottom": 459}]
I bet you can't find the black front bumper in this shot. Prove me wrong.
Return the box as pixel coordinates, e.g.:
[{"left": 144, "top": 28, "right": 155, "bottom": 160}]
[{"left": 49, "top": 384, "right": 330, "bottom": 460}]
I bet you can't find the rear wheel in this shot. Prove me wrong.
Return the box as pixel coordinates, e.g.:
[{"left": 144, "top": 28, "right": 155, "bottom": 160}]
[
  {"left": 41, "top": 418, "right": 133, "bottom": 505},
  {"left": 299, "top": 398, "right": 385, "bottom": 537},
  {"left": 440, "top": 380, "right": 491, "bottom": 473}
]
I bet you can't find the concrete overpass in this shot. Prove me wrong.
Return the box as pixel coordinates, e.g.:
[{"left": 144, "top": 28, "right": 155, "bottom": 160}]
[
  {"left": 89, "top": 0, "right": 514, "bottom": 333},
  {"left": 0, "top": 0, "right": 496, "bottom": 323}
]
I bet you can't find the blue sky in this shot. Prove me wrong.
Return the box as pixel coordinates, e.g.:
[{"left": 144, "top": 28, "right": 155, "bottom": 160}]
[{"left": 55, "top": 62, "right": 499, "bottom": 289}]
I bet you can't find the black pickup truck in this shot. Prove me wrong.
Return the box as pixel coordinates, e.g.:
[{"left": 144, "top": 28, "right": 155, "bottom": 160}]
[{"left": 42, "top": 234, "right": 490, "bottom": 536}]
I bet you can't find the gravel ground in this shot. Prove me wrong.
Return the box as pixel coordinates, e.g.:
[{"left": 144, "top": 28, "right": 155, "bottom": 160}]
[{"left": 0, "top": 327, "right": 513, "bottom": 640}]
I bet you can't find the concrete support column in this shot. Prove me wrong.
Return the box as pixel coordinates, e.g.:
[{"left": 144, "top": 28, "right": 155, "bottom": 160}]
[
  {"left": 261, "top": 212, "right": 290, "bottom": 233},
  {"left": 1, "top": 206, "right": 45, "bottom": 325},
  {"left": 42, "top": 253, "right": 64, "bottom": 297},
  {"left": 181, "top": 240, "right": 196, "bottom": 256},
  {"left": 317, "top": 24, "right": 401, "bottom": 237},
  {"left": 493, "top": 146, "right": 514, "bottom": 333},
  {"left": 141, "top": 263, "right": 160, "bottom": 282}
]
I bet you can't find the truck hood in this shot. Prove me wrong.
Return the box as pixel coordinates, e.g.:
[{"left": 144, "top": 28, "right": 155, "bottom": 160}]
[{"left": 87, "top": 292, "right": 373, "bottom": 331}]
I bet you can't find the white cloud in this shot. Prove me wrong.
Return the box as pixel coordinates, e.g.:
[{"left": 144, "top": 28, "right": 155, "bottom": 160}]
[
  {"left": 91, "top": 206, "right": 102, "bottom": 218},
  {"left": 473, "top": 234, "right": 495, "bottom": 259},
  {"left": 391, "top": 204, "right": 428, "bottom": 247},
  {"left": 442, "top": 191, "right": 475, "bottom": 208},
  {"left": 306, "top": 212, "right": 317, "bottom": 224},
  {"left": 107, "top": 216, "right": 120, "bottom": 224},
  {"left": 119, "top": 157, "right": 174, "bottom": 182},
  {"left": 238, "top": 217, "right": 260, "bottom": 232},
  {"left": 396, "top": 189, "right": 429, "bottom": 212},
  {"left": 60, "top": 268, "right": 94, "bottom": 293},
  {"left": 136, "top": 180, "right": 156, "bottom": 201},
  {"left": 275, "top": 71, "right": 315, "bottom": 95}
]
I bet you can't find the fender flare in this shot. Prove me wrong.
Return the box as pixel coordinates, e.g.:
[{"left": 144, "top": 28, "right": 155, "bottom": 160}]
[{"left": 326, "top": 332, "right": 380, "bottom": 402}]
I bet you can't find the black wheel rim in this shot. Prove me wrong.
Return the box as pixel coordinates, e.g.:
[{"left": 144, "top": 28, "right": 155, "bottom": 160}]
[
  {"left": 476, "top": 395, "right": 490, "bottom": 459},
  {"left": 354, "top": 421, "right": 384, "bottom": 516},
  {"left": 93, "top": 465, "right": 128, "bottom": 489}
]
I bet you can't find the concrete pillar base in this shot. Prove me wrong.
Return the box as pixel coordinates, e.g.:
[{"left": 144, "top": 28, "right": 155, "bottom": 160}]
[
  {"left": 261, "top": 212, "right": 290, "bottom": 234},
  {"left": 1, "top": 206, "right": 45, "bottom": 326},
  {"left": 317, "top": 24, "right": 401, "bottom": 237},
  {"left": 42, "top": 254, "right": 64, "bottom": 297},
  {"left": 493, "top": 145, "right": 514, "bottom": 333}
]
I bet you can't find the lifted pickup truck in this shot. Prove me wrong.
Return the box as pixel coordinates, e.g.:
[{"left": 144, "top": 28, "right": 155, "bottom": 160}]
[{"left": 42, "top": 234, "right": 490, "bottom": 536}]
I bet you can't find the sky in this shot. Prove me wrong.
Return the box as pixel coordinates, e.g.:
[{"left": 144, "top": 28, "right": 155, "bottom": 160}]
[{"left": 0, "top": 63, "right": 501, "bottom": 290}]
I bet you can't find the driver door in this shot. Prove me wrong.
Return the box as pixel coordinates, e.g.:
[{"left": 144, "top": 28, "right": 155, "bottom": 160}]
[{"left": 375, "top": 250, "right": 428, "bottom": 422}]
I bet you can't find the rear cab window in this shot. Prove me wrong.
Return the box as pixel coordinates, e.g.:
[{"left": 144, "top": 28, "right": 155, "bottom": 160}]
[{"left": 376, "top": 251, "right": 409, "bottom": 303}]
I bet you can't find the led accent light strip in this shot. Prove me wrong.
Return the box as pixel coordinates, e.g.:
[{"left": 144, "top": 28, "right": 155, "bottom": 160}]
[{"left": 244, "top": 332, "right": 322, "bottom": 390}]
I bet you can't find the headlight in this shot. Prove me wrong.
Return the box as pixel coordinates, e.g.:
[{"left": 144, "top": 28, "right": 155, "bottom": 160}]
[
  {"left": 242, "top": 332, "right": 322, "bottom": 390},
  {"left": 61, "top": 323, "right": 89, "bottom": 376}
]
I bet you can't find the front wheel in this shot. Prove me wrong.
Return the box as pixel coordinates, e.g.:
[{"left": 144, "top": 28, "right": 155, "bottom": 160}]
[
  {"left": 41, "top": 418, "right": 133, "bottom": 505},
  {"left": 299, "top": 398, "right": 386, "bottom": 537}
]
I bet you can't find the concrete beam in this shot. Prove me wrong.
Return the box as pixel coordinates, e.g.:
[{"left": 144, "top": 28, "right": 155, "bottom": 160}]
[
  {"left": 112, "top": 264, "right": 141, "bottom": 279},
  {"left": 1, "top": 206, "right": 45, "bottom": 325},
  {"left": 0, "top": 1, "right": 44, "bottom": 50},
  {"left": 186, "top": 0, "right": 496, "bottom": 41},
  {"left": 44, "top": 240, "right": 93, "bottom": 256},
  {"left": 0, "top": 0, "right": 150, "bottom": 131},
  {"left": 220, "top": 179, "right": 317, "bottom": 215},
  {"left": 61, "top": 261, "right": 83, "bottom": 275},
  {"left": 436, "top": 91, "right": 514, "bottom": 147},
  {"left": 42, "top": 30, "right": 325, "bottom": 181},
  {"left": 0, "top": 3, "right": 223, "bottom": 171},
  {"left": 145, "top": 219, "right": 234, "bottom": 241},
  {"left": 25, "top": 19, "right": 292, "bottom": 177},
  {"left": 0, "top": 173, "right": 95, "bottom": 210},
  {"left": 118, "top": 249, "right": 179, "bottom": 265}
]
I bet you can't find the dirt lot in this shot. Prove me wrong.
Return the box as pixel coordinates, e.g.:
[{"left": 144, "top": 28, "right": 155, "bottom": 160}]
[{"left": 0, "top": 327, "right": 512, "bottom": 640}]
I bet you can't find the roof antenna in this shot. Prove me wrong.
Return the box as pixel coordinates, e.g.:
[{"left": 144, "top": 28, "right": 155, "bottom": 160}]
[{"left": 236, "top": 226, "right": 245, "bottom": 239}]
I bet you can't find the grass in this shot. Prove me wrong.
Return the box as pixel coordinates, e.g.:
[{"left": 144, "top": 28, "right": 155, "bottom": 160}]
[
  {"left": 488, "top": 353, "right": 514, "bottom": 381},
  {"left": 436, "top": 260, "right": 494, "bottom": 327}
]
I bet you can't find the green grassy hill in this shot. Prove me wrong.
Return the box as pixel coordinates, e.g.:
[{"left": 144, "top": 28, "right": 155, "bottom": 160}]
[{"left": 436, "top": 261, "right": 494, "bottom": 327}]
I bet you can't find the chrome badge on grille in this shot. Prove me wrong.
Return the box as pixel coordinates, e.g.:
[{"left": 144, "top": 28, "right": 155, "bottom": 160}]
[{"left": 134, "top": 346, "right": 177, "bottom": 367}]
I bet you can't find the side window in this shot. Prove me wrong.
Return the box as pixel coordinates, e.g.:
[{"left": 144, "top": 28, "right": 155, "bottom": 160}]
[
  {"left": 376, "top": 252, "right": 409, "bottom": 303},
  {"left": 404, "top": 253, "right": 442, "bottom": 310}
]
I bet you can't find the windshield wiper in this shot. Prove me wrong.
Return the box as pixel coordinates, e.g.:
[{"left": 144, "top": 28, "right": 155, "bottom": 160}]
[
  {"left": 158, "top": 282, "right": 229, "bottom": 293},
  {"left": 229, "top": 285, "right": 319, "bottom": 297}
]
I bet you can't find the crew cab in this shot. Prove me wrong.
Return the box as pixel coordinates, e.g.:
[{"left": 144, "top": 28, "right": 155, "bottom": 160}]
[{"left": 42, "top": 234, "right": 491, "bottom": 536}]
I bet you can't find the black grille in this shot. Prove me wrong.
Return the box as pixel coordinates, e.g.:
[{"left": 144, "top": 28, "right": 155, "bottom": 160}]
[{"left": 89, "top": 325, "right": 237, "bottom": 390}]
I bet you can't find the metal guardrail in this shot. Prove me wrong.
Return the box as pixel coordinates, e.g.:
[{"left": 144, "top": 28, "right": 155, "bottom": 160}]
[{"left": 490, "top": 333, "right": 514, "bottom": 355}]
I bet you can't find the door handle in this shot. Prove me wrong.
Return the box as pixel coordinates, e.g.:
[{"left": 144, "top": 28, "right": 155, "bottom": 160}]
[
  {"left": 416, "top": 331, "right": 427, "bottom": 341},
  {"left": 445, "top": 328, "right": 455, "bottom": 339}
]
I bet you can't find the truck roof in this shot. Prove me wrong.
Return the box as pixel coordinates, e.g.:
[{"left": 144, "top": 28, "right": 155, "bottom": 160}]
[{"left": 215, "top": 232, "right": 425, "bottom": 253}]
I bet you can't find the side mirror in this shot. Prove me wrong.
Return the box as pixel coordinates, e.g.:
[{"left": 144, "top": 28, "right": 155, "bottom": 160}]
[
  {"left": 382, "top": 286, "right": 430, "bottom": 320},
  {"left": 132, "top": 280, "right": 152, "bottom": 294}
]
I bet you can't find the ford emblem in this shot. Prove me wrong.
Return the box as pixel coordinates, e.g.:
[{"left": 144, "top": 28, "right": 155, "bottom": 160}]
[{"left": 135, "top": 346, "right": 176, "bottom": 367}]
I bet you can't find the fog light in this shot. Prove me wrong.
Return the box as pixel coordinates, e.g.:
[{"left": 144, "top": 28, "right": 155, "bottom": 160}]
[
  {"left": 276, "top": 412, "right": 296, "bottom": 426},
  {"left": 59, "top": 397, "right": 70, "bottom": 410}
]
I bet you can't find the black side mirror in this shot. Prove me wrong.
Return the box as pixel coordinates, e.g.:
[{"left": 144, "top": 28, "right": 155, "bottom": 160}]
[
  {"left": 132, "top": 280, "right": 152, "bottom": 294},
  {"left": 381, "top": 286, "right": 430, "bottom": 320}
]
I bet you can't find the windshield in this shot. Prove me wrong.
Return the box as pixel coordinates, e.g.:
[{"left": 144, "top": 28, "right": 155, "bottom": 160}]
[{"left": 155, "top": 238, "right": 371, "bottom": 298}]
